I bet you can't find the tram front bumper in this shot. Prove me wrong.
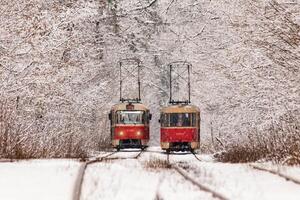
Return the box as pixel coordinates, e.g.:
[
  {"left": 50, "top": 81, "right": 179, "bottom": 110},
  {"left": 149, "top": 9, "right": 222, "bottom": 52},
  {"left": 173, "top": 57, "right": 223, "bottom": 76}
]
[{"left": 161, "top": 142, "right": 199, "bottom": 151}]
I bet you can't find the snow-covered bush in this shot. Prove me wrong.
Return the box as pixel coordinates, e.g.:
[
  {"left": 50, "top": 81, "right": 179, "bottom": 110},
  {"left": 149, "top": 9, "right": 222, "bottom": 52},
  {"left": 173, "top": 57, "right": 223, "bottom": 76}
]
[
  {"left": 0, "top": 98, "right": 90, "bottom": 159},
  {"left": 215, "top": 110, "right": 300, "bottom": 165}
]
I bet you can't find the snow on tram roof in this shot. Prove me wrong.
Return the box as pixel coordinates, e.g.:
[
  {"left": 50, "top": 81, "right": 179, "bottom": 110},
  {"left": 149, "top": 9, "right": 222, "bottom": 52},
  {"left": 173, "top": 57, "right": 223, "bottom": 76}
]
[
  {"left": 161, "top": 104, "right": 200, "bottom": 113},
  {"left": 111, "top": 102, "right": 149, "bottom": 111}
]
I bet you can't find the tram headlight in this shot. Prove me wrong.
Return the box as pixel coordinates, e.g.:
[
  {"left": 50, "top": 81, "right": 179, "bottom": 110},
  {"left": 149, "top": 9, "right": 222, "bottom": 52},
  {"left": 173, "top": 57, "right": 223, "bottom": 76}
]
[
  {"left": 119, "top": 131, "right": 124, "bottom": 136},
  {"left": 136, "top": 131, "right": 142, "bottom": 136}
]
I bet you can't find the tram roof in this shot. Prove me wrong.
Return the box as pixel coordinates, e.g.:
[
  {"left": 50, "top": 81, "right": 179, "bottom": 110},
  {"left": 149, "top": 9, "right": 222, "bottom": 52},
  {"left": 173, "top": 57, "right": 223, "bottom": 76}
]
[
  {"left": 111, "top": 102, "right": 149, "bottom": 111},
  {"left": 161, "top": 104, "right": 200, "bottom": 113}
]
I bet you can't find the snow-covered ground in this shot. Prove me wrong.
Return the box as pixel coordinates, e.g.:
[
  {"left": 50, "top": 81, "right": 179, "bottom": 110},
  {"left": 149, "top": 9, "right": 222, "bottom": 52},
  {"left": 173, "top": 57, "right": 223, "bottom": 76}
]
[
  {"left": 1, "top": 149, "right": 300, "bottom": 200},
  {"left": 81, "top": 149, "right": 214, "bottom": 200},
  {"left": 0, "top": 160, "right": 81, "bottom": 200}
]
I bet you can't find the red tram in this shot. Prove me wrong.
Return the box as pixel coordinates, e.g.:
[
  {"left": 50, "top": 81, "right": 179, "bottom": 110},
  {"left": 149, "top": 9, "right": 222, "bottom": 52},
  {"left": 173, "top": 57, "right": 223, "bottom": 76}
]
[
  {"left": 109, "top": 102, "right": 151, "bottom": 150},
  {"left": 159, "top": 61, "right": 200, "bottom": 153},
  {"left": 108, "top": 58, "right": 151, "bottom": 150},
  {"left": 160, "top": 104, "right": 200, "bottom": 152}
]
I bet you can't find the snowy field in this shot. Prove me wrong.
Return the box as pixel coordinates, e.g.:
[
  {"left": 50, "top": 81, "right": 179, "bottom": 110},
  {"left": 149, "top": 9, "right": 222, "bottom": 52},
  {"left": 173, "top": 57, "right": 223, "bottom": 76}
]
[
  {"left": 0, "top": 160, "right": 81, "bottom": 200},
  {"left": 1, "top": 148, "right": 300, "bottom": 200}
]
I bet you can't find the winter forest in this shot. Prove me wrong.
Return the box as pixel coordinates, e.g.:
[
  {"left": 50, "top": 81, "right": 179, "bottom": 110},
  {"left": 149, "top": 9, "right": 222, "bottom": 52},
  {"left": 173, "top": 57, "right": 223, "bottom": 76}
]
[{"left": 0, "top": 0, "right": 299, "bottom": 161}]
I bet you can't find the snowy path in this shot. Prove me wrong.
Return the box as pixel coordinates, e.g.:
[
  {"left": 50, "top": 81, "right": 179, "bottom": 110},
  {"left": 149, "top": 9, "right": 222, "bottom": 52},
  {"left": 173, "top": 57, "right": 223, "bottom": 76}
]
[{"left": 1, "top": 149, "right": 300, "bottom": 200}]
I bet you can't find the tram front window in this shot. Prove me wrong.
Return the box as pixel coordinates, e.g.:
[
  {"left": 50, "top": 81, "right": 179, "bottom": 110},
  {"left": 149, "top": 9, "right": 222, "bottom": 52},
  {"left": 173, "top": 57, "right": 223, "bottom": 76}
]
[
  {"left": 117, "top": 111, "right": 144, "bottom": 124},
  {"left": 161, "top": 113, "right": 195, "bottom": 127}
]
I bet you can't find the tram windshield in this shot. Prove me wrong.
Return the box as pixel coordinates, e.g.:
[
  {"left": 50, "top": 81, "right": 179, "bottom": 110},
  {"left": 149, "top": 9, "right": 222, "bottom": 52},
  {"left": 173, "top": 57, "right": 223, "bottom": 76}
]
[
  {"left": 161, "top": 113, "right": 196, "bottom": 127},
  {"left": 116, "top": 111, "right": 145, "bottom": 124}
]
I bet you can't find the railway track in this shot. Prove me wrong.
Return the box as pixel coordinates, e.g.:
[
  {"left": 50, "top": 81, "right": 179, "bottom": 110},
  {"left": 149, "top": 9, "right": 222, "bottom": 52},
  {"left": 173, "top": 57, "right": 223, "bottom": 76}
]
[
  {"left": 166, "top": 153, "right": 229, "bottom": 200},
  {"left": 249, "top": 164, "right": 300, "bottom": 185},
  {"left": 72, "top": 150, "right": 144, "bottom": 200},
  {"left": 189, "top": 153, "right": 300, "bottom": 188},
  {"left": 192, "top": 152, "right": 202, "bottom": 162},
  {"left": 72, "top": 150, "right": 300, "bottom": 200},
  {"left": 189, "top": 153, "right": 300, "bottom": 199}
]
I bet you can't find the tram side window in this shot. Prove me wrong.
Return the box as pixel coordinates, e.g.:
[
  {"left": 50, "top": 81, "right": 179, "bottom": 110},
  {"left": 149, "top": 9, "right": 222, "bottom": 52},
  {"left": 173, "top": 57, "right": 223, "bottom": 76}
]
[{"left": 168, "top": 113, "right": 196, "bottom": 127}]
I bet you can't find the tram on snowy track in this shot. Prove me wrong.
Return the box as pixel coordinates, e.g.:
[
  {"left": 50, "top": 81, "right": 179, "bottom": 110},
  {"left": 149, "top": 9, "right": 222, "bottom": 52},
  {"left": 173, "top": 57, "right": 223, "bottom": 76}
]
[
  {"left": 109, "top": 101, "right": 151, "bottom": 150},
  {"left": 160, "top": 103, "right": 200, "bottom": 153},
  {"left": 159, "top": 61, "right": 200, "bottom": 153},
  {"left": 108, "top": 58, "right": 151, "bottom": 151}
]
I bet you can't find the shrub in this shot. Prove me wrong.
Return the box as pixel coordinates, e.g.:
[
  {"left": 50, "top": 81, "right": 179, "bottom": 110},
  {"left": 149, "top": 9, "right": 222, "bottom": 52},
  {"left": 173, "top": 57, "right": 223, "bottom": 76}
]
[
  {"left": 215, "top": 110, "right": 300, "bottom": 165},
  {"left": 143, "top": 157, "right": 171, "bottom": 169},
  {"left": 0, "top": 98, "right": 89, "bottom": 159}
]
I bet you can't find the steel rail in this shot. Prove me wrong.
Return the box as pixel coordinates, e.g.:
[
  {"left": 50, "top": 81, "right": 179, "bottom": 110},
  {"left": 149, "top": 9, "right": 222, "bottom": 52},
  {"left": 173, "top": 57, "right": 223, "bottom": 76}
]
[
  {"left": 173, "top": 166, "right": 230, "bottom": 200},
  {"left": 192, "top": 152, "right": 202, "bottom": 162},
  {"left": 167, "top": 153, "right": 229, "bottom": 200},
  {"left": 72, "top": 152, "right": 117, "bottom": 200},
  {"left": 249, "top": 164, "right": 300, "bottom": 185},
  {"left": 72, "top": 150, "right": 144, "bottom": 200}
]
